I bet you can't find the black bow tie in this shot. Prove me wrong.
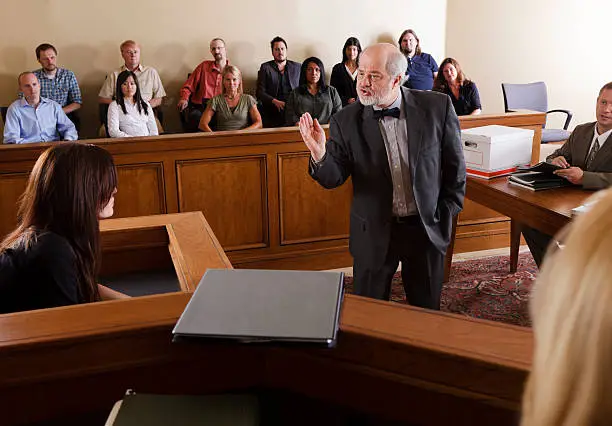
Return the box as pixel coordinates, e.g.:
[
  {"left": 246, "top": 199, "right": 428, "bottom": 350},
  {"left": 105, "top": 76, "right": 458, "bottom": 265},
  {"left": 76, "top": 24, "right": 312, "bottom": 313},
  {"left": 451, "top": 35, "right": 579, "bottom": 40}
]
[{"left": 373, "top": 107, "right": 400, "bottom": 119}]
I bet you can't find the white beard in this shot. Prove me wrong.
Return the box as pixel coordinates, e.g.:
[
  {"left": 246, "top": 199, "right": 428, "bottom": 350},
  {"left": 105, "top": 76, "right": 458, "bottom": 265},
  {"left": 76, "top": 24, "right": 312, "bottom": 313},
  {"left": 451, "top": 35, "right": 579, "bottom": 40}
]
[
  {"left": 358, "top": 94, "right": 379, "bottom": 106},
  {"left": 358, "top": 83, "right": 395, "bottom": 106}
]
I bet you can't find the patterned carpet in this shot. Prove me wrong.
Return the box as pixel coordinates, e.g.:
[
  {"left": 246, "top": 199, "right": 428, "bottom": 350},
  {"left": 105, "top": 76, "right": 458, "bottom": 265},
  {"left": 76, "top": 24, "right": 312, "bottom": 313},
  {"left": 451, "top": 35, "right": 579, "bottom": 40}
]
[{"left": 344, "top": 253, "right": 538, "bottom": 327}]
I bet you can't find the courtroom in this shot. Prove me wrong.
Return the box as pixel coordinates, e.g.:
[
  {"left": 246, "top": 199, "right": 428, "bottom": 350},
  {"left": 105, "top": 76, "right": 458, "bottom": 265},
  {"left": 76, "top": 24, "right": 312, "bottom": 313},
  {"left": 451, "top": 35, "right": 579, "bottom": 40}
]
[{"left": 0, "top": 0, "right": 611, "bottom": 425}]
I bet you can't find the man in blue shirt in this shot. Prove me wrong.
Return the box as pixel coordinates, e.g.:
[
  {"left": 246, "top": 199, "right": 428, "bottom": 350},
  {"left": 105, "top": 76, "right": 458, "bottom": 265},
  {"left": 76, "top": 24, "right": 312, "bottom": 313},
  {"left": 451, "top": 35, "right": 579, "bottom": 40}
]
[
  {"left": 398, "top": 29, "right": 438, "bottom": 91},
  {"left": 3, "top": 72, "right": 78, "bottom": 144}
]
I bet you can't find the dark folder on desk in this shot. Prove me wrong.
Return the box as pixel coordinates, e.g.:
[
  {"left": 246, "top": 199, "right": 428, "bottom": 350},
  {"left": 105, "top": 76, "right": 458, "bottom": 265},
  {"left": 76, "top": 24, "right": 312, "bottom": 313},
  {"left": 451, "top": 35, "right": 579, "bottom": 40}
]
[
  {"left": 509, "top": 169, "right": 572, "bottom": 191},
  {"left": 111, "top": 393, "right": 259, "bottom": 426},
  {"left": 173, "top": 269, "right": 344, "bottom": 347}
]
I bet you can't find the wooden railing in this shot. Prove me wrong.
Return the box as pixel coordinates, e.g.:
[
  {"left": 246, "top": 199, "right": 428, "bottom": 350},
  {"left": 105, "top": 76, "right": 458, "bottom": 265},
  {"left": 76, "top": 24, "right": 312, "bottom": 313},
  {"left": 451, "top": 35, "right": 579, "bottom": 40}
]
[
  {"left": 0, "top": 213, "right": 532, "bottom": 425},
  {"left": 0, "top": 111, "right": 545, "bottom": 269}
]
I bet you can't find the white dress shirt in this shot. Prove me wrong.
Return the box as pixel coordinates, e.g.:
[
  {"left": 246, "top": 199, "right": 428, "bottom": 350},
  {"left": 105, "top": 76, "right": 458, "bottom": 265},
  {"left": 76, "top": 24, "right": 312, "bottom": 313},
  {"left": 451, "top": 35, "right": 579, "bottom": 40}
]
[
  {"left": 590, "top": 124, "right": 612, "bottom": 151},
  {"left": 107, "top": 100, "right": 158, "bottom": 138},
  {"left": 374, "top": 93, "right": 417, "bottom": 216}
]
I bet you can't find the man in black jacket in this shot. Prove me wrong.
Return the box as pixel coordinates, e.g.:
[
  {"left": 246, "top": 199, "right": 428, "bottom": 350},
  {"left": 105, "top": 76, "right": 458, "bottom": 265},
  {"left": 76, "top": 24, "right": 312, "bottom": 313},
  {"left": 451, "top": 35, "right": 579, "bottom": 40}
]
[
  {"left": 299, "top": 43, "right": 466, "bottom": 310},
  {"left": 256, "top": 36, "right": 301, "bottom": 127}
]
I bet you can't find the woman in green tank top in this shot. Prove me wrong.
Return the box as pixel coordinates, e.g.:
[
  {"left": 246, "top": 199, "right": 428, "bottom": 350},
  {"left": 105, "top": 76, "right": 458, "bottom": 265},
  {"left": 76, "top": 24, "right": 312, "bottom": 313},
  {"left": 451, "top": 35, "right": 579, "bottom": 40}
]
[{"left": 199, "top": 65, "right": 262, "bottom": 132}]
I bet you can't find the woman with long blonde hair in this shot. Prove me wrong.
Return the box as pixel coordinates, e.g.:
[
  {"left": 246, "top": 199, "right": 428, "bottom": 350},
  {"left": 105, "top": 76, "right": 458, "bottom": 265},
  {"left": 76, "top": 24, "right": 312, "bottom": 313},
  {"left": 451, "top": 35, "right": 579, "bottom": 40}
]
[
  {"left": 521, "top": 188, "right": 612, "bottom": 426},
  {"left": 198, "top": 65, "right": 262, "bottom": 132}
]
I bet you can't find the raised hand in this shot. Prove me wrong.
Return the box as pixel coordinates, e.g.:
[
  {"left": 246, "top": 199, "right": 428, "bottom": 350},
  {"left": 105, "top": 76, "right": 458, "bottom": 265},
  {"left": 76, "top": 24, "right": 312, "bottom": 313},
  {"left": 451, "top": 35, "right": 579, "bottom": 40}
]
[{"left": 298, "top": 113, "right": 326, "bottom": 162}]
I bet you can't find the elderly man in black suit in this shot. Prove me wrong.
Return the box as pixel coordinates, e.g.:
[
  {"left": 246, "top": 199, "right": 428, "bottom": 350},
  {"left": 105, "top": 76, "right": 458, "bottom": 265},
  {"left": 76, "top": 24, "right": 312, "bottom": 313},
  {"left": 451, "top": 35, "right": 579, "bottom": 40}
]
[
  {"left": 299, "top": 43, "right": 466, "bottom": 310},
  {"left": 256, "top": 36, "right": 301, "bottom": 127}
]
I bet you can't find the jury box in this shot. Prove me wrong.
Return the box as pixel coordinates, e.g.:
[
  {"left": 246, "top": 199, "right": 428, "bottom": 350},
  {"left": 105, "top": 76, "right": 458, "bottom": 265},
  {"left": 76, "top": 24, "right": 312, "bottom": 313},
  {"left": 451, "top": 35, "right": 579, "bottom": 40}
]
[{"left": 460, "top": 125, "right": 534, "bottom": 179}]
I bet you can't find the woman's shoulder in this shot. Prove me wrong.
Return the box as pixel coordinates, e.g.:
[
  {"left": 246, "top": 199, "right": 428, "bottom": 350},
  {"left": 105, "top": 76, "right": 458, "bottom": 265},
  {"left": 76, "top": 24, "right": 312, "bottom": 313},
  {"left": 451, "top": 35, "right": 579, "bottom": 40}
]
[
  {"left": 1, "top": 231, "right": 74, "bottom": 266},
  {"left": 241, "top": 94, "right": 257, "bottom": 106},
  {"left": 210, "top": 94, "right": 224, "bottom": 104},
  {"left": 33, "top": 231, "right": 75, "bottom": 259},
  {"left": 327, "top": 85, "right": 340, "bottom": 95}
]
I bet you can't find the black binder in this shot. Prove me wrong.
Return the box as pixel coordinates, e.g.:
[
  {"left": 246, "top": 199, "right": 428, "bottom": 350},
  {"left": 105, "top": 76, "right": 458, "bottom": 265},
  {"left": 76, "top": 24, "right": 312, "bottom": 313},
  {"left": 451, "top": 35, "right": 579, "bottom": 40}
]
[
  {"left": 110, "top": 393, "right": 259, "bottom": 426},
  {"left": 173, "top": 269, "right": 344, "bottom": 347}
]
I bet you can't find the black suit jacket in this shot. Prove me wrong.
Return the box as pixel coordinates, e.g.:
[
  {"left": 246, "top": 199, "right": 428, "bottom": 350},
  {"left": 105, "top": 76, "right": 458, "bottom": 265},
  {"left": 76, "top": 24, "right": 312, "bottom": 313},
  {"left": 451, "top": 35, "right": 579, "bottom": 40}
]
[
  {"left": 256, "top": 60, "right": 301, "bottom": 105},
  {"left": 330, "top": 63, "right": 358, "bottom": 106},
  {"left": 310, "top": 87, "right": 466, "bottom": 269}
]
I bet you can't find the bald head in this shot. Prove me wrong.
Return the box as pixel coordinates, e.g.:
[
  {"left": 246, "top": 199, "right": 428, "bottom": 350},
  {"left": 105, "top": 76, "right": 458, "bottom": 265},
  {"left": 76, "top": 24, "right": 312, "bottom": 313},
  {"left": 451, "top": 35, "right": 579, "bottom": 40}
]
[
  {"left": 357, "top": 43, "right": 406, "bottom": 107},
  {"left": 18, "top": 72, "right": 41, "bottom": 105},
  {"left": 18, "top": 72, "right": 36, "bottom": 86},
  {"left": 362, "top": 43, "right": 407, "bottom": 82}
]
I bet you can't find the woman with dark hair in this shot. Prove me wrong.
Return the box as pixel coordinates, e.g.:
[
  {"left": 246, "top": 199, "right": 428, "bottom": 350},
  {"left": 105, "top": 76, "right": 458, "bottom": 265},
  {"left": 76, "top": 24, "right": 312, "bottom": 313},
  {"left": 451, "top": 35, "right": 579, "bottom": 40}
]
[
  {"left": 0, "top": 143, "right": 127, "bottom": 314},
  {"left": 433, "top": 57, "right": 481, "bottom": 116},
  {"left": 285, "top": 57, "right": 342, "bottom": 125},
  {"left": 330, "top": 37, "right": 362, "bottom": 106},
  {"left": 107, "top": 70, "right": 159, "bottom": 137},
  {"left": 199, "top": 65, "right": 262, "bottom": 132}
]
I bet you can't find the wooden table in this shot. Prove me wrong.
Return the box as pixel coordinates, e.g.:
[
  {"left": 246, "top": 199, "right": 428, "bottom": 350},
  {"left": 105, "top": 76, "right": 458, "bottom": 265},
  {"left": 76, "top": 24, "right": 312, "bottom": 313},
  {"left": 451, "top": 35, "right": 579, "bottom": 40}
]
[{"left": 464, "top": 176, "right": 593, "bottom": 271}]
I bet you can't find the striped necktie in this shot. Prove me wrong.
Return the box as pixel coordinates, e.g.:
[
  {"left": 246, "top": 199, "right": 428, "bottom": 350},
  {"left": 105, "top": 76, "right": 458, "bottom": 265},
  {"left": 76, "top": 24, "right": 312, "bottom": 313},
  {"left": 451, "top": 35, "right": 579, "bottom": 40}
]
[{"left": 585, "top": 138, "right": 600, "bottom": 169}]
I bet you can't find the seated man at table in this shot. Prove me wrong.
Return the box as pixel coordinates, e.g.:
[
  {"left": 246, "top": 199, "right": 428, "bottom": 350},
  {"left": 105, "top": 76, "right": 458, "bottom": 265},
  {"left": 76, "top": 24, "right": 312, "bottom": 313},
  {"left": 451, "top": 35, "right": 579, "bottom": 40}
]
[
  {"left": 3, "top": 72, "right": 77, "bottom": 144},
  {"left": 523, "top": 81, "right": 612, "bottom": 267}
]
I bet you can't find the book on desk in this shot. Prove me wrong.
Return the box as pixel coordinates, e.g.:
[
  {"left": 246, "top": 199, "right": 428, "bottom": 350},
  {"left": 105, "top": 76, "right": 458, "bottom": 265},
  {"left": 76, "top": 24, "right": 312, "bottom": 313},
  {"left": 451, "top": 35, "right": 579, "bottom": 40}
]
[
  {"left": 107, "top": 392, "right": 259, "bottom": 426},
  {"left": 172, "top": 269, "right": 345, "bottom": 347},
  {"left": 508, "top": 162, "right": 572, "bottom": 191}
]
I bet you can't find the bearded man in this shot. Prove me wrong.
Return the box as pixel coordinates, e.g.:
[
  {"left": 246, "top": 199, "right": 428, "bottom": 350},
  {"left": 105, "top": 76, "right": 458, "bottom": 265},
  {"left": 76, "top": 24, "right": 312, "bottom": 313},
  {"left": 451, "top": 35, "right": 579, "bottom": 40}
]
[{"left": 298, "top": 43, "right": 465, "bottom": 310}]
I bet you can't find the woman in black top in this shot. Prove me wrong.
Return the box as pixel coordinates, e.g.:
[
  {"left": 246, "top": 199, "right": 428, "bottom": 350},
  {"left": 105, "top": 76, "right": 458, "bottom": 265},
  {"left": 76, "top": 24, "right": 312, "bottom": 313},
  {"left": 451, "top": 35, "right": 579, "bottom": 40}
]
[
  {"left": 285, "top": 57, "right": 342, "bottom": 125},
  {"left": 330, "top": 37, "right": 362, "bottom": 106},
  {"left": 433, "top": 57, "right": 482, "bottom": 116},
  {"left": 0, "top": 143, "right": 127, "bottom": 314}
]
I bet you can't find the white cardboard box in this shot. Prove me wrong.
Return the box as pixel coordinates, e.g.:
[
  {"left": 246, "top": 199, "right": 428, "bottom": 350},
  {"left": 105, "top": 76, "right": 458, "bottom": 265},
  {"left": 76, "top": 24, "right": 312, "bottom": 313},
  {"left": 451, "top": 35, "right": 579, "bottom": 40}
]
[{"left": 461, "top": 125, "right": 534, "bottom": 179}]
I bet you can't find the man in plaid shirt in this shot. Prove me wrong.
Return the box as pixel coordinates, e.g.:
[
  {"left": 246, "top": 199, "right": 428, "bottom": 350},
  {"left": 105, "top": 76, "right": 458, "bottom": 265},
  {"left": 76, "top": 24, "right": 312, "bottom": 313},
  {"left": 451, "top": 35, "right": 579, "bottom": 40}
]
[{"left": 32, "top": 43, "right": 82, "bottom": 128}]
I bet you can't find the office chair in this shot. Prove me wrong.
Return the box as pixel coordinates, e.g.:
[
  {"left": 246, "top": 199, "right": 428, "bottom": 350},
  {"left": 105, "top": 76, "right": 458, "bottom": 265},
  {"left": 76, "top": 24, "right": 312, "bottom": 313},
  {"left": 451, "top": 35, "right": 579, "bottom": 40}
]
[{"left": 502, "top": 82, "right": 573, "bottom": 143}]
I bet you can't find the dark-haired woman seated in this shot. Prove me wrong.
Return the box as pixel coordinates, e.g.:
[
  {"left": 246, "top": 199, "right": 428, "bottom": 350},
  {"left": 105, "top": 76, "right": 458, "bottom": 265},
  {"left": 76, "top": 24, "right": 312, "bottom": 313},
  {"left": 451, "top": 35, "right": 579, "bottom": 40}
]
[
  {"left": 0, "top": 143, "right": 128, "bottom": 314},
  {"left": 330, "top": 37, "right": 362, "bottom": 106},
  {"left": 285, "top": 57, "right": 342, "bottom": 125},
  {"left": 107, "top": 70, "right": 159, "bottom": 138},
  {"left": 433, "top": 57, "right": 481, "bottom": 116},
  {"left": 199, "top": 65, "right": 262, "bottom": 132}
]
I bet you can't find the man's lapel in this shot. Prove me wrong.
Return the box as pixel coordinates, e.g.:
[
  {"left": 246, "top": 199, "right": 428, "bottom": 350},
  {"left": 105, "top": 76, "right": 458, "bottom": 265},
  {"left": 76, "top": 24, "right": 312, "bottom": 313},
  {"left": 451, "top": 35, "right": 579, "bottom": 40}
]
[
  {"left": 589, "top": 128, "right": 612, "bottom": 170},
  {"left": 401, "top": 87, "right": 424, "bottom": 177},
  {"left": 576, "top": 125, "right": 594, "bottom": 167},
  {"left": 361, "top": 105, "right": 392, "bottom": 183}
]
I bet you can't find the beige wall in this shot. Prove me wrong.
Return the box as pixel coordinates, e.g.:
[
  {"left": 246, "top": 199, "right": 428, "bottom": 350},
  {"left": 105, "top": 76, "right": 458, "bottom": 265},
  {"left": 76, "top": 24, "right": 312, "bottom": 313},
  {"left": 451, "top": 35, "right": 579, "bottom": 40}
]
[
  {"left": 446, "top": 0, "right": 612, "bottom": 130},
  {"left": 0, "top": 0, "right": 446, "bottom": 138}
]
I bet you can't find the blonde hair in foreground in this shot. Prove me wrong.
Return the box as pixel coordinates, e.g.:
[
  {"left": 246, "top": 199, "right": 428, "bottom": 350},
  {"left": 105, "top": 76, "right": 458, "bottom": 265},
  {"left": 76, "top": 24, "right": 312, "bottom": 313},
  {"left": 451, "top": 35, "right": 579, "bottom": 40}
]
[{"left": 521, "top": 188, "right": 612, "bottom": 426}]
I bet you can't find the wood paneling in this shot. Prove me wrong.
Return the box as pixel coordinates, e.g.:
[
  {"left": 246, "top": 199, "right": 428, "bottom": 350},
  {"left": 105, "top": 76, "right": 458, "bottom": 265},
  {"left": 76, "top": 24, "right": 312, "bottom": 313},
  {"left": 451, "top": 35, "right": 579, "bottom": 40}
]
[
  {"left": 0, "top": 172, "right": 28, "bottom": 238},
  {"left": 176, "top": 155, "right": 268, "bottom": 251},
  {"left": 114, "top": 162, "right": 166, "bottom": 218},
  {"left": 0, "top": 111, "right": 547, "bottom": 270},
  {"left": 278, "top": 152, "right": 351, "bottom": 244}
]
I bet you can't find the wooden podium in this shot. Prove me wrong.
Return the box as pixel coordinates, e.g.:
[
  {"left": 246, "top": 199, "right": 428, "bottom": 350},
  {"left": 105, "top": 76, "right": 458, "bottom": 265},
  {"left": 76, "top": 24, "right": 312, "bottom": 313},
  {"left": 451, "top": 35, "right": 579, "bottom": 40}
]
[{"left": 0, "top": 212, "right": 531, "bottom": 426}]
